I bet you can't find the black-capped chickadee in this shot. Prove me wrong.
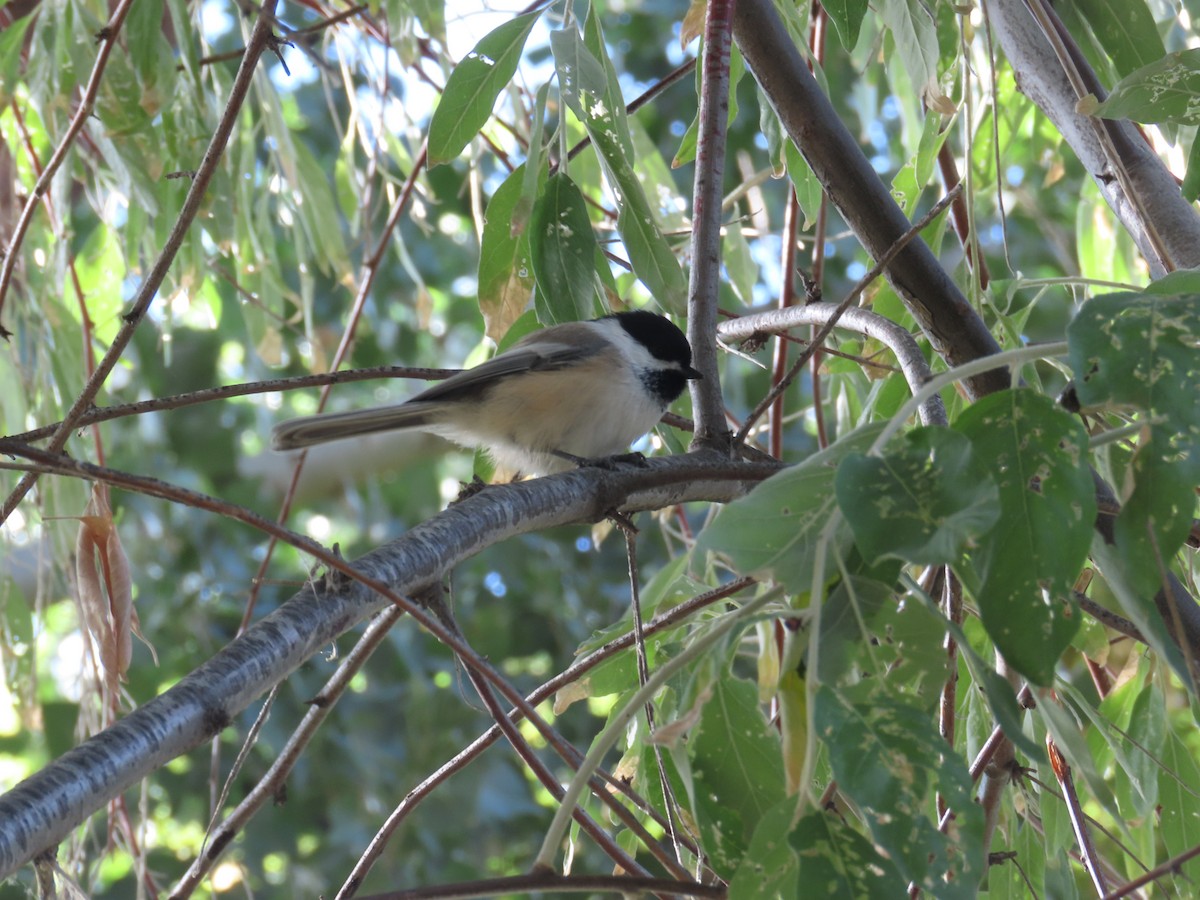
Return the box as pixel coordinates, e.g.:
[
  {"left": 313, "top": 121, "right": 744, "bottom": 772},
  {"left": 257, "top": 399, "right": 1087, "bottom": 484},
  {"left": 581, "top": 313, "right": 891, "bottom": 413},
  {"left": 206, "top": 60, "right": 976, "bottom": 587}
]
[{"left": 271, "top": 311, "right": 702, "bottom": 476}]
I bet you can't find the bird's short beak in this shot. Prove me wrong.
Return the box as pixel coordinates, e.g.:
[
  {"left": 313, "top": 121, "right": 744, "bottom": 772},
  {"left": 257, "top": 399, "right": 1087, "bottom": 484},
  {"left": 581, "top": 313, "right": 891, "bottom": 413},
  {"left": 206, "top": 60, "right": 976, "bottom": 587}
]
[{"left": 685, "top": 366, "right": 703, "bottom": 380}]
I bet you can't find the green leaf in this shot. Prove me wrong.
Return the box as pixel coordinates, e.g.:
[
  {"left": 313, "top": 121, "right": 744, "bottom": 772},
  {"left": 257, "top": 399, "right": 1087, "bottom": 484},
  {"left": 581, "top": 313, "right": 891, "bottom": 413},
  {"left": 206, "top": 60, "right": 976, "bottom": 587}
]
[
  {"left": 879, "top": 0, "right": 947, "bottom": 110},
  {"left": 552, "top": 24, "right": 687, "bottom": 311},
  {"left": 783, "top": 140, "right": 823, "bottom": 230},
  {"left": 292, "top": 139, "right": 349, "bottom": 276},
  {"left": 815, "top": 683, "right": 985, "bottom": 898},
  {"left": 1068, "top": 292, "right": 1200, "bottom": 424},
  {"left": 1159, "top": 727, "right": 1200, "bottom": 884},
  {"left": 529, "top": 173, "right": 599, "bottom": 323},
  {"left": 1100, "top": 677, "right": 1164, "bottom": 818},
  {"left": 427, "top": 10, "right": 542, "bottom": 165},
  {"left": 1183, "top": 135, "right": 1200, "bottom": 203},
  {"left": 1067, "top": 293, "right": 1200, "bottom": 594},
  {"left": 0, "top": 15, "right": 35, "bottom": 105},
  {"left": 582, "top": 6, "right": 635, "bottom": 161},
  {"left": 902, "top": 584, "right": 1043, "bottom": 759},
  {"left": 1090, "top": 48, "right": 1200, "bottom": 124},
  {"left": 674, "top": 45, "right": 744, "bottom": 168},
  {"left": 691, "top": 676, "right": 786, "bottom": 872},
  {"left": 723, "top": 222, "right": 757, "bottom": 306},
  {"left": 824, "top": 0, "right": 870, "bottom": 51},
  {"left": 837, "top": 427, "right": 1001, "bottom": 567},
  {"left": 696, "top": 422, "right": 888, "bottom": 594},
  {"left": 1072, "top": 0, "right": 1165, "bottom": 79},
  {"left": 550, "top": 26, "right": 609, "bottom": 123},
  {"left": 479, "top": 165, "right": 538, "bottom": 341},
  {"left": 816, "top": 576, "right": 900, "bottom": 683},
  {"left": 954, "top": 390, "right": 1095, "bottom": 685},
  {"left": 1145, "top": 268, "right": 1200, "bottom": 295},
  {"left": 727, "top": 799, "right": 800, "bottom": 899},
  {"left": 514, "top": 82, "right": 550, "bottom": 237},
  {"left": 791, "top": 810, "right": 903, "bottom": 898}
]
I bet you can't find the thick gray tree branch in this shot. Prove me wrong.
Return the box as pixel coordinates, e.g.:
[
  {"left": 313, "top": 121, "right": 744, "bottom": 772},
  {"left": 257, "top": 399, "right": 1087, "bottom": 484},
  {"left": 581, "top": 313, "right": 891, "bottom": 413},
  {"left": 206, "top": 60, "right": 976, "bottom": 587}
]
[
  {"left": 984, "top": 0, "right": 1200, "bottom": 275},
  {"left": 732, "top": 0, "right": 1009, "bottom": 399},
  {"left": 0, "top": 454, "right": 780, "bottom": 878}
]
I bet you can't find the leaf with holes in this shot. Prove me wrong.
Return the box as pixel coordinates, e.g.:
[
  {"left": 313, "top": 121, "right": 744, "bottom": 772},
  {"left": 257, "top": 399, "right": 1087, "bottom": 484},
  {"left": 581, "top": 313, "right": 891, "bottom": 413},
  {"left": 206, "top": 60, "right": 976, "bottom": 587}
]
[
  {"left": 815, "top": 683, "right": 985, "bottom": 898},
  {"left": 837, "top": 426, "right": 1000, "bottom": 567},
  {"left": 954, "top": 389, "right": 1095, "bottom": 685},
  {"left": 691, "top": 676, "right": 786, "bottom": 873},
  {"left": 1068, "top": 292, "right": 1200, "bottom": 595},
  {"left": 696, "top": 422, "right": 887, "bottom": 594},
  {"left": 1087, "top": 49, "right": 1200, "bottom": 124},
  {"left": 791, "top": 808, "right": 903, "bottom": 898}
]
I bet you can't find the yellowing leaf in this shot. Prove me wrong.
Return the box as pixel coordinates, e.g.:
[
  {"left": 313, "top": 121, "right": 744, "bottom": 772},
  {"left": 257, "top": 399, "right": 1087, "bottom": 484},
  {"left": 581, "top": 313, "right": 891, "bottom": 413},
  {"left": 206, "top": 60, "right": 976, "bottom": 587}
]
[{"left": 75, "top": 483, "right": 135, "bottom": 694}]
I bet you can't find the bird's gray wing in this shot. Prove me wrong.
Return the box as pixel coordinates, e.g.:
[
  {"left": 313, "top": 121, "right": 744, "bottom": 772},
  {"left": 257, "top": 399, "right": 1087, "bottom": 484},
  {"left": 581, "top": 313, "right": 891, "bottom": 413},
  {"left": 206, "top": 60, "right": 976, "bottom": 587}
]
[{"left": 407, "top": 333, "right": 598, "bottom": 404}]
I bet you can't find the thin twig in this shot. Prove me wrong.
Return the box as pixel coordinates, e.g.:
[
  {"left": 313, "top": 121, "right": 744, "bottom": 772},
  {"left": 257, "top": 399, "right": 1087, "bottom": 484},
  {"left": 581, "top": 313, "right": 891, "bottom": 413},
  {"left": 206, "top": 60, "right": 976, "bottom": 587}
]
[
  {"left": 1047, "top": 737, "right": 1107, "bottom": 895},
  {"left": 170, "top": 605, "right": 405, "bottom": 898},
  {"left": 7, "top": 367, "right": 457, "bottom": 444},
  {"left": 352, "top": 871, "right": 725, "bottom": 900},
  {"left": 240, "top": 142, "right": 430, "bottom": 631},
  {"left": 337, "top": 579, "right": 748, "bottom": 896}
]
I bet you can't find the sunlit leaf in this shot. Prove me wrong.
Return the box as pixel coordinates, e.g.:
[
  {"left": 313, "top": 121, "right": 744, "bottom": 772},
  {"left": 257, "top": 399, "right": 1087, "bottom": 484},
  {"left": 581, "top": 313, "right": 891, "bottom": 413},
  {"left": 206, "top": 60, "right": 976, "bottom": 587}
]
[
  {"left": 553, "top": 23, "right": 687, "bottom": 311},
  {"left": 879, "top": 0, "right": 953, "bottom": 112},
  {"left": 479, "top": 165, "right": 538, "bottom": 341},
  {"left": 427, "top": 10, "right": 542, "bottom": 165}
]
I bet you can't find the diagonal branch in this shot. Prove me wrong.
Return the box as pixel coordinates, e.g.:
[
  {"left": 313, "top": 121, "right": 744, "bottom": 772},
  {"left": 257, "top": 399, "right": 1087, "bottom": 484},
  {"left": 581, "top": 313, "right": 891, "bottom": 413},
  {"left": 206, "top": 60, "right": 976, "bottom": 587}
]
[
  {"left": 732, "top": 0, "right": 1009, "bottom": 399},
  {"left": 0, "top": 451, "right": 780, "bottom": 878},
  {"left": 982, "top": 0, "right": 1200, "bottom": 275}
]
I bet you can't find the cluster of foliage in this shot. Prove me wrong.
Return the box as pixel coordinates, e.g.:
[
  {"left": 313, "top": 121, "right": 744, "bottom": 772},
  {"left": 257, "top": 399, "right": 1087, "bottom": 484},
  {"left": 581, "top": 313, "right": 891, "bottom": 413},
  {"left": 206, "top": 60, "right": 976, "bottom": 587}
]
[{"left": 1, "top": 0, "right": 1198, "bottom": 896}]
